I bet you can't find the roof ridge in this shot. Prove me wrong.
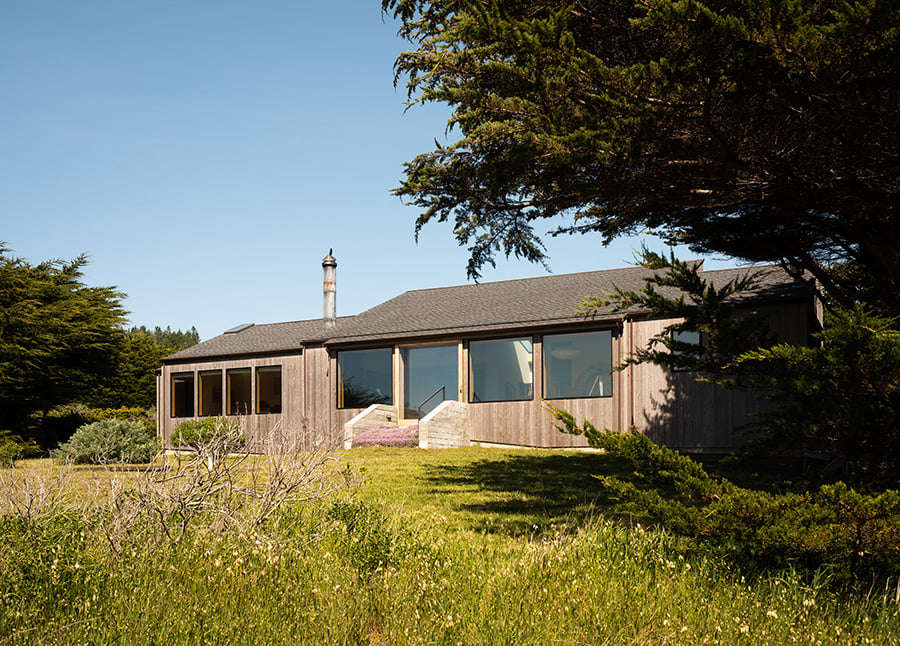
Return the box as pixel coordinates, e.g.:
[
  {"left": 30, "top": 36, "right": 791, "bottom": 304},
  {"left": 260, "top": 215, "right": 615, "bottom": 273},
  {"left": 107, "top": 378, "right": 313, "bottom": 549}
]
[
  {"left": 248, "top": 314, "right": 355, "bottom": 328},
  {"left": 377, "top": 263, "right": 660, "bottom": 301},
  {"left": 698, "top": 263, "right": 779, "bottom": 274}
]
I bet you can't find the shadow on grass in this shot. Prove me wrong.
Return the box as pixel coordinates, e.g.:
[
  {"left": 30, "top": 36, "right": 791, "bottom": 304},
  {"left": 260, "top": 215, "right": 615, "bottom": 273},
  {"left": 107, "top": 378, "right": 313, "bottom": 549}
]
[
  {"left": 421, "top": 451, "right": 640, "bottom": 537},
  {"left": 419, "top": 449, "right": 819, "bottom": 537}
]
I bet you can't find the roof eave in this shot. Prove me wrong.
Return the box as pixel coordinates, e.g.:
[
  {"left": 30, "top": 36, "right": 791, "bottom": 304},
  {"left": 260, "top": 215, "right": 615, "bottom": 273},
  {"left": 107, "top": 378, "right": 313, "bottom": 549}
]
[{"left": 324, "top": 314, "right": 627, "bottom": 347}]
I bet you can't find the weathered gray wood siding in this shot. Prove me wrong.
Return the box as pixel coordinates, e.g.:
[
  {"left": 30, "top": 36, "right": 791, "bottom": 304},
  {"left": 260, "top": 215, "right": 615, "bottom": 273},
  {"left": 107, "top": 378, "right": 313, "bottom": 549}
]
[
  {"left": 306, "top": 345, "right": 356, "bottom": 446},
  {"left": 158, "top": 349, "right": 344, "bottom": 450},
  {"left": 159, "top": 298, "right": 814, "bottom": 452},
  {"left": 626, "top": 301, "right": 814, "bottom": 451}
]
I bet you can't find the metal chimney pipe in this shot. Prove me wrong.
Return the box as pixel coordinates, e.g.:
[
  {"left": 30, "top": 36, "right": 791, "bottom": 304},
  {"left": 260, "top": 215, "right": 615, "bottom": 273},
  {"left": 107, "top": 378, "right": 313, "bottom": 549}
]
[{"left": 322, "top": 249, "right": 337, "bottom": 329}]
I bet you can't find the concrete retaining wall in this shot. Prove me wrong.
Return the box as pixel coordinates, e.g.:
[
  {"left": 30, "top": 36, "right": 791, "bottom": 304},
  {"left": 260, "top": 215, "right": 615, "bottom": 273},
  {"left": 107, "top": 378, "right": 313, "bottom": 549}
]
[
  {"left": 343, "top": 404, "right": 397, "bottom": 449},
  {"left": 419, "top": 401, "right": 470, "bottom": 449}
]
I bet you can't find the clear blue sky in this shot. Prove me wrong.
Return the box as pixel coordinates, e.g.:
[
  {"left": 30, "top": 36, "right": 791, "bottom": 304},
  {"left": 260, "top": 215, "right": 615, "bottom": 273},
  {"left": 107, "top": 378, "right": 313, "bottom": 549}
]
[{"left": 2, "top": 1, "right": 735, "bottom": 340}]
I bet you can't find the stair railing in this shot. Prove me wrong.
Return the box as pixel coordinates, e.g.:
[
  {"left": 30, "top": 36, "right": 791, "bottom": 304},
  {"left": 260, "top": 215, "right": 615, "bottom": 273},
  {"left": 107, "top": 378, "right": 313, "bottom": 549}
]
[{"left": 416, "top": 386, "right": 446, "bottom": 423}]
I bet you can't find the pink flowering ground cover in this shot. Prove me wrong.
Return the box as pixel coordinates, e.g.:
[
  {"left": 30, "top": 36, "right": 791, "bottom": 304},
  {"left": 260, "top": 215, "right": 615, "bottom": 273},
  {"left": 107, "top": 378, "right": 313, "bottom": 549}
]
[{"left": 351, "top": 424, "right": 419, "bottom": 448}]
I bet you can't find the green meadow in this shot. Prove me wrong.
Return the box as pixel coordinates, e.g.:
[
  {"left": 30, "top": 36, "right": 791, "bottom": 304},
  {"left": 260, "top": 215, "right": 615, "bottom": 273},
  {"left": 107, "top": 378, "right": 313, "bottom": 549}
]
[{"left": 1, "top": 447, "right": 898, "bottom": 645}]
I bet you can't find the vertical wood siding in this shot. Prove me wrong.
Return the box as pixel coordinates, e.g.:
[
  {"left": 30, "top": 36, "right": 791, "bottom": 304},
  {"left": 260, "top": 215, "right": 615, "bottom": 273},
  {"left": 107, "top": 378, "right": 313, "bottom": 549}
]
[
  {"left": 159, "top": 353, "right": 316, "bottom": 450},
  {"left": 627, "top": 302, "right": 812, "bottom": 451}
]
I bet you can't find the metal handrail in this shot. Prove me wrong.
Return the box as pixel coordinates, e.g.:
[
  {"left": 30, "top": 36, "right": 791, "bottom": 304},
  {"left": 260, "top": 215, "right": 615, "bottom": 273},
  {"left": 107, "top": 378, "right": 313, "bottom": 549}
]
[{"left": 416, "top": 385, "right": 446, "bottom": 422}]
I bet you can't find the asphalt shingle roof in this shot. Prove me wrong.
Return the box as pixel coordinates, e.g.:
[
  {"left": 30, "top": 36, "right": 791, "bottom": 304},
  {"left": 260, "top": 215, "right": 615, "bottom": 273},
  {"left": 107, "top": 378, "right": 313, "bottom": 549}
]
[
  {"left": 163, "top": 263, "right": 808, "bottom": 361},
  {"left": 325, "top": 263, "right": 806, "bottom": 345},
  {"left": 162, "top": 318, "right": 344, "bottom": 362}
]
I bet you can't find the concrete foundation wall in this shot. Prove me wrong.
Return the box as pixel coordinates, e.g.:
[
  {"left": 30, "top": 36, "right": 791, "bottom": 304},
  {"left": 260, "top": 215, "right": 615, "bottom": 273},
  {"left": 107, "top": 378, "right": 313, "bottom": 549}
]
[
  {"left": 420, "top": 400, "right": 470, "bottom": 449},
  {"left": 343, "top": 404, "right": 397, "bottom": 449}
]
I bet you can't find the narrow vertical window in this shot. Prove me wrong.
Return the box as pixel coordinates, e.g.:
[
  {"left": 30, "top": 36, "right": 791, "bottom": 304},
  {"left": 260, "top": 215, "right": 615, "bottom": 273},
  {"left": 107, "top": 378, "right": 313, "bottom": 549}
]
[
  {"left": 199, "top": 370, "right": 223, "bottom": 417},
  {"left": 671, "top": 329, "right": 702, "bottom": 372},
  {"left": 171, "top": 372, "right": 194, "bottom": 418},
  {"left": 227, "top": 368, "right": 252, "bottom": 415},
  {"left": 256, "top": 366, "right": 282, "bottom": 414},
  {"left": 401, "top": 344, "right": 459, "bottom": 418},
  {"left": 543, "top": 330, "right": 612, "bottom": 399}
]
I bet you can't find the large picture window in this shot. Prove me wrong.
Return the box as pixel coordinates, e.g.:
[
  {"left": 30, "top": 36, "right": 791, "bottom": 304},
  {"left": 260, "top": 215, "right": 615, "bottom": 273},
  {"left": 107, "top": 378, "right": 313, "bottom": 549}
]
[
  {"left": 171, "top": 372, "right": 194, "bottom": 418},
  {"left": 543, "top": 330, "right": 612, "bottom": 399},
  {"left": 256, "top": 366, "right": 282, "bottom": 414},
  {"left": 469, "top": 337, "right": 533, "bottom": 402},
  {"left": 227, "top": 368, "right": 252, "bottom": 415},
  {"left": 199, "top": 370, "right": 223, "bottom": 417},
  {"left": 337, "top": 348, "right": 392, "bottom": 409}
]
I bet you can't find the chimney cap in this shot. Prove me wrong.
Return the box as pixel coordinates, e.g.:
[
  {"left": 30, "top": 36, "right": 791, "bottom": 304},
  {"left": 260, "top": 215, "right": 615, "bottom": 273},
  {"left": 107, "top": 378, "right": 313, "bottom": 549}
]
[{"left": 322, "top": 249, "right": 336, "bottom": 266}]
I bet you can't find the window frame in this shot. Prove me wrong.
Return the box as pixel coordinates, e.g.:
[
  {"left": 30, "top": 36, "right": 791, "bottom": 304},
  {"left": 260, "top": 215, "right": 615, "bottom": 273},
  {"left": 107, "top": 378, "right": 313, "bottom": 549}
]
[
  {"left": 198, "top": 369, "right": 223, "bottom": 417},
  {"left": 336, "top": 347, "right": 393, "bottom": 410},
  {"left": 542, "top": 329, "right": 613, "bottom": 400},
  {"left": 170, "top": 371, "right": 195, "bottom": 418},
  {"left": 226, "top": 367, "right": 252, "bottom": 416},
  {"left": 670, "top": 329, "right": 703, "bottom": 372},
  {"left": 468, "top": 336, "right": 534, "bottom": 403},
  {"left": 256, "top": 365, "right": 282, "bottom": 414}
]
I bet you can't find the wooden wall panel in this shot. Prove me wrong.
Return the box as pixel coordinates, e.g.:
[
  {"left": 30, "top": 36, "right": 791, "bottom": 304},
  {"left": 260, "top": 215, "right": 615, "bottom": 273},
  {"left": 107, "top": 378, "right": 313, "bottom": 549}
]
[
  {"left": 626, "top": 306, "right": 809, "bottom": 452},
  {"left": 159, "top": 353, "right": 315, "bottom": 450}
]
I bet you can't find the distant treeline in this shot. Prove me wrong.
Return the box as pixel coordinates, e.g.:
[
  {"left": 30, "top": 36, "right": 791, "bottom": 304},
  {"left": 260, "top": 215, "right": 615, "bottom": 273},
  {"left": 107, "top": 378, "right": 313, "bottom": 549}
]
[{"left": 0, "top": 243, "right": 199, "bottom": 448}]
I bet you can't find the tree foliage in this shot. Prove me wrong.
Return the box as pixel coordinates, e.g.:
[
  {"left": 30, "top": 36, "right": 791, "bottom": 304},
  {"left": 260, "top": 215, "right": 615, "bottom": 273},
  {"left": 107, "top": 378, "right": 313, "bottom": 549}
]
[
  {"left": 579, "top": 248, "right": 776, "bottom": 373},
  {"left": 731, "top": 307, "right": 900, "bottom": 480},
  {"left": 385, "top": 0, "right": 900, "bottom": 316},
  {"left": 0, "top": 244, "right": 199, "bottom": 446},
  {"left": 0, "top": 244, "right": 127, "bottom": 433},
  {"left": 582, "top": 252, "right": 900, "bottom": 479},
  {"left": 550, "top": 409, "right": 900, "bottom": 588},
  {"left": 83, "top": 327, "right": 198, "bottom": 411}
]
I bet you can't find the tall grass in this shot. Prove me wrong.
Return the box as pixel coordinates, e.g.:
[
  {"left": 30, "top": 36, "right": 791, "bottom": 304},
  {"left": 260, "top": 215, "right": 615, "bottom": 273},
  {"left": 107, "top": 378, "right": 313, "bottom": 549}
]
[{"left": 1, "top": 450, "right": 899, "bottom": 645}]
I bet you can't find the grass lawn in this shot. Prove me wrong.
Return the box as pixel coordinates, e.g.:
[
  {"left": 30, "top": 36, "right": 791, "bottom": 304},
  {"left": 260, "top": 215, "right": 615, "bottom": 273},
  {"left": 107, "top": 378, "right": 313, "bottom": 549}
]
[
  {"left": 348, "top": 446, "right": 627, "bottom": 535},
  {"left": 1, "top": 448, "right": 898, "bottom": 645}
]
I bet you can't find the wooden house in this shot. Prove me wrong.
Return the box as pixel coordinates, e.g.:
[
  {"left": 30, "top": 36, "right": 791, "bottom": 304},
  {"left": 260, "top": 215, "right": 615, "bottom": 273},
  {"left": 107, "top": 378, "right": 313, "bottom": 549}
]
[{"left": 157, "top": 253, "right": 820, "bottom": 452}]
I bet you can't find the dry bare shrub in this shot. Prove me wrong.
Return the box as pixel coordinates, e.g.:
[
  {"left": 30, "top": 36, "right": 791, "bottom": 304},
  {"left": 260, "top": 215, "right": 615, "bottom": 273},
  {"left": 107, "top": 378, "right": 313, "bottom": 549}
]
[
  {"left": 98, "top": 420, "right": 356, "bottom": 554},
  {"left": 0, "top": 460, "right": 79, "bottom": 521}
]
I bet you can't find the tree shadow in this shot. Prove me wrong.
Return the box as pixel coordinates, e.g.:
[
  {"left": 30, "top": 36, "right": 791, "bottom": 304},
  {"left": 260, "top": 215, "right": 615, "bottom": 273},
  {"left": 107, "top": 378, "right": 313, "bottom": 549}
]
[
  {"left": 421, "top": 451, "right": 639, "bottom": 537},
  {"left": 419, "top": 445, "right": 814, "bottom": 538}
]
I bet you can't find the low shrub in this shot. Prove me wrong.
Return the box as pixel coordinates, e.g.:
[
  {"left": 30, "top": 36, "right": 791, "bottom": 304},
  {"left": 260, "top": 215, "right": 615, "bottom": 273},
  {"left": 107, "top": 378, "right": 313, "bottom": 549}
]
[
  {"left": 169, "top": 417, "right": 246, "bottom": 459},
  {"left": 0, "top": 431, "right": 41, "bottom": 468},
  {"left": 52, "top": 420, "right": 160, "bottom": 465},
  {"left": 551, "top": 406, "right": 900, "bottom": 588},
  {"left": 327, "top": 499, "right": 416, "bottom": 577},
  {"left": 36, "top": 404, "right": 155, "bottom": 451}
]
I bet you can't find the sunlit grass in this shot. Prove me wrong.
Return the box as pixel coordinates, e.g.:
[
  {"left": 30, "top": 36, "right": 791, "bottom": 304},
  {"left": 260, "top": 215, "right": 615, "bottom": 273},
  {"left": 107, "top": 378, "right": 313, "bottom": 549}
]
[{"left": 1, "top": 448, "right": 898, "bottom": 645}]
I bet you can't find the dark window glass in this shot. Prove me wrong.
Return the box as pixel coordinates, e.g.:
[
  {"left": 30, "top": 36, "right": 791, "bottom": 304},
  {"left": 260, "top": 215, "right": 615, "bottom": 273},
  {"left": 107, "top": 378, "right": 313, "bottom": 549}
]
[
  {"left": 256, "top": 366, "right": 282, "bottom": 414},
  {"left": 402, "top": 344, "right": 458, "bottom": 417},
  {"left": 199, "top": 370, "right": 222, "bottom": 417},
  {"left": 227, "top": 368, "right": 252, "bottom": 415},
  {"left": 338, "top": 348, "right": 392, "bottom": 409},
  {"left": 171, "top": 372, "right": 194, "bottom": 418},
  {"left": 543, "top": 330, "right": 612, "bottom": 399},
  {"left": 469, "top": 338, "right": 533, "bottom": 402},
  {"left": 671, "top": 329, "right": 702, "bottom": 372}
]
